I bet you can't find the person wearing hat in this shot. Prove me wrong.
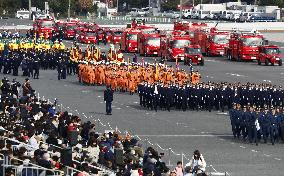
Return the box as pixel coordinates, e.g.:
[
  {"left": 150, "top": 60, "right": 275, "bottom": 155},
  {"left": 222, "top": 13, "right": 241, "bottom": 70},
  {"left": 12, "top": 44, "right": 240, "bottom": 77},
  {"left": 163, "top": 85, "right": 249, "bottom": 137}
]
[
  {"left": 240, "top": 106, "right": 248, "bottom": 140},
  {"left": 247, "top": 106, "right": 258, "bottom": 145},
  {"left": 259, "top": 106, "right": 270, "bottom": 143},
  {"left": 269, "top": 108, "right": 278, "bottom": 145}
]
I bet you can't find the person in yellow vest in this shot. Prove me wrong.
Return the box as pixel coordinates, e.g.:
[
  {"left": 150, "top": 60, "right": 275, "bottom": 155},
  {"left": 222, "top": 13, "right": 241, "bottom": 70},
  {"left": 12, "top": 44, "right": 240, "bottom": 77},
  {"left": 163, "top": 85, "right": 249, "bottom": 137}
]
[
  {"left": 59, "top": 41, "right": 65, "bottom": 50},
  {"left": 40, "top": 33, "right": 44, "bottom": 40}
]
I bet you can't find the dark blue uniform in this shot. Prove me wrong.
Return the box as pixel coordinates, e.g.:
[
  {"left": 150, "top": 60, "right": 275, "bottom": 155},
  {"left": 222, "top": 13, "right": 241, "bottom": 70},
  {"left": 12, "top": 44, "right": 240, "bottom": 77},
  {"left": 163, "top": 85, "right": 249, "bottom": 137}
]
[{"left": 104, "top": 87, "right": 114, "bottom": 115}]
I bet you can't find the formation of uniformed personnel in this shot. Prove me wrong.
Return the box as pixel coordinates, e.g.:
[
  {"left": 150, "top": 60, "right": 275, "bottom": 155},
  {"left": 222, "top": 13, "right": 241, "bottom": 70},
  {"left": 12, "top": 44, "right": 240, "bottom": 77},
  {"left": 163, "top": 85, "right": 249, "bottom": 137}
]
[
  {"left": 78, "top": 61, "right": 200, "bottom": 94},
  {"left": 229, "top": 103, "right": 284, "bottom": 145},
  {"left": 138, "top": 82, "right": 284, "bottom": 113}
]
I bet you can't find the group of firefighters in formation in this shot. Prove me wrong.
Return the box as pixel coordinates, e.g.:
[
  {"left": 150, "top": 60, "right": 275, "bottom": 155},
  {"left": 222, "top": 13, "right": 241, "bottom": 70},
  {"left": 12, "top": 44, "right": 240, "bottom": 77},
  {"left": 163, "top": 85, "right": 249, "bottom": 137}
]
[{"left": 78, "top": 61, "right": 200, "bottom": 94}]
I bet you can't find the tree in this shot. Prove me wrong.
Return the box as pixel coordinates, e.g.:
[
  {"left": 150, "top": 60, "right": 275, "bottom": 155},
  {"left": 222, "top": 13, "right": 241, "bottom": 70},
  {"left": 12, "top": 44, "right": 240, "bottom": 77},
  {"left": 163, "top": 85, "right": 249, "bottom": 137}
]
[{"left": 77, "top": 0, "right": 94, "bottom": 15}]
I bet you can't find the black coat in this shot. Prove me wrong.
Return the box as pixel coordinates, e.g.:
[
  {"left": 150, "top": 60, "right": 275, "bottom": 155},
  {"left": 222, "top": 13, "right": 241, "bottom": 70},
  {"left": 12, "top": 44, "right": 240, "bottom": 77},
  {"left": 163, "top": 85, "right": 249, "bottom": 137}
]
[{"left": 104, "top": 88, "right": 113, "bottom": 102}]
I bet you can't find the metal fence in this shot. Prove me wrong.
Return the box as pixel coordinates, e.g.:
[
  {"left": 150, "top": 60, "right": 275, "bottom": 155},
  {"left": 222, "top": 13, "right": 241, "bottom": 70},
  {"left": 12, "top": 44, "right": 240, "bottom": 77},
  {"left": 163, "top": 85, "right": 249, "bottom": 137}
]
[{"left": 2, "top": 164, "right": 64, "bottom": 176}]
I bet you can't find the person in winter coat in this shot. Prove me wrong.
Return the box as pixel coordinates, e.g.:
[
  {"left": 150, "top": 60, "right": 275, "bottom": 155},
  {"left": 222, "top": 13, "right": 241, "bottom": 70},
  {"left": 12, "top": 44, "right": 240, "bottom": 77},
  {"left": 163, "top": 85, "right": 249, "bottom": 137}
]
[{"left": 185, "top": 150, "right": 206, "bottom": 175}]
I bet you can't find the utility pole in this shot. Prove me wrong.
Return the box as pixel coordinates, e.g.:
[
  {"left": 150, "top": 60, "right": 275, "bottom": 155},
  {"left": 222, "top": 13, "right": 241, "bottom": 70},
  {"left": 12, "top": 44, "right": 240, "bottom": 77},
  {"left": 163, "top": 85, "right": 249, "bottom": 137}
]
[
  {"left": 179, "top": 0, "right": 182, "bottom": 20},
  {"left": 68, "top": 0, "right": 71, "bottom": 18},
  {"left": 29, "top": 0, "right": 32, "bottom": 19}
]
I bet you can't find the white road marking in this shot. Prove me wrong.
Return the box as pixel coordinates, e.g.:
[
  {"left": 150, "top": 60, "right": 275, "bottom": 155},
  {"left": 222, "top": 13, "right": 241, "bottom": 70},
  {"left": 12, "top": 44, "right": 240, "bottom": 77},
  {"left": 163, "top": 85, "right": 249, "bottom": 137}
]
[
  {"left": 216, "top": 112, "right": 228, "bottom": 115},
  {"left": 264, "top": 154, "right": 271, "bottom": 157},
  {"left": 263, "top": 80, "right": 272, "bottom": 83},
  {"left": 133, "top": 101, "right": 139, "bottom": 104},
  {"left": 226, "top": 73, "right": 247, "bottom": 77},
  {"left": 251, "top": 150, "right": 257, "bottom": 153},
  {"left": 274, "top": 158, "right": 281, "bottom": 161},
  {"left": 100, "top": 102, "right": 104, "bottom": 103},
  {"left": 115, "top": 107, "right": 121, "bottom": 110},
  {"left": 135, "top": 134, "right": 232, "bottom": 137},
  {"left": 240, "top": 146, "right": 246, "bottom": 149},
  {"left": 97, "top": 96, "right": 101, "bottom": 98},
  {"left": 126, "top": 106, "right": 129, "bottom": 108}
]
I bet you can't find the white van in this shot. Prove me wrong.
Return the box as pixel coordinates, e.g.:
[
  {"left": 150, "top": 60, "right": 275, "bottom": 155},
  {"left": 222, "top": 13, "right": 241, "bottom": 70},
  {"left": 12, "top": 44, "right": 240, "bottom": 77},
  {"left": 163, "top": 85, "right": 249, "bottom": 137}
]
[
  {"left": 16, "top": 10, "right": 30, "bottom": 19},
  {"left": 198, "top": 10, "right": 210, "bottom": 20}
]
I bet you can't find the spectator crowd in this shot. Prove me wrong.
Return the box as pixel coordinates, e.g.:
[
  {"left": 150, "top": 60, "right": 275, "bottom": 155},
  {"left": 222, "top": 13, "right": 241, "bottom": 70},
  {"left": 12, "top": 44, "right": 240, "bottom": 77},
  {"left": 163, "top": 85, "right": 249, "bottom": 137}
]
[{"left": 1, "top": 77, "right": 211, "bottom": 176}]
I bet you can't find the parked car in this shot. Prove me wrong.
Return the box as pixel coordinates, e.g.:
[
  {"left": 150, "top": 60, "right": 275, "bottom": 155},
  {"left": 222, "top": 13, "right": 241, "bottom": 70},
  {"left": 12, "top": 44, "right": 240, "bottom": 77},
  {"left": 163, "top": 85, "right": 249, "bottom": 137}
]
[
  {"left": 230, "top": 13, "right": 241, "bottom": 21},
  {"left": 182, "top": 9, "right": 192, "bottom": 19},
  {"left": 239, "top": 12, "right": 262, "bottom": 22}
]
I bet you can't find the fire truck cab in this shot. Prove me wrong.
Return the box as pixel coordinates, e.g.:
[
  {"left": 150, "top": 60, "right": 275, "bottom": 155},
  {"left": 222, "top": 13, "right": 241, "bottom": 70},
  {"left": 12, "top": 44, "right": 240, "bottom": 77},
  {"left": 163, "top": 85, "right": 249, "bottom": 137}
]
[
  {"left": 258, "top": 45, "right": 282, "bottom": 66},
  {"left": 137, "top": 30, "right": 161, "bottom": 56},
  {"left": 112, "top": 30, "right": 123, "bottom": 44},
  {"left": 120, "top": 29, "right": 141, "bottom": 53},
  {"left": 160, "top": 33, "right": 192, "bottom": 62},
  {"left": 194, "top": 28, "right": 229, "bottom": 56},
  {"left": 226, "top": 30, "right": 264, "bottom": 61},
  {"left": 33, "top": 19, "right": 55, "bottom": 39},
  {"left": 63, "top": 22, "right": 77, "bottom": 39},
  {"left": 184, "top": 45, "right": 204, "bottom": 66}
]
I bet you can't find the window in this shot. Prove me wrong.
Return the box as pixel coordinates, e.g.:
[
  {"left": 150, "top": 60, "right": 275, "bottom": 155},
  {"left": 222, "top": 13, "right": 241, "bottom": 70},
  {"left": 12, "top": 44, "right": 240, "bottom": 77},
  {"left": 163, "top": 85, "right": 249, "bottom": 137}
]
[
  {"left": 146, "top": 38, "right": 160, "bottom": 46},
  {"left": 172, "top": 40, "right": 191, "bottom": 48},
  {"left": 265, "top": 48, "right": 280, "bottom": 54},
  {"left": 212, "top": 35, "right": 229, "bottom": 44},
  {"left": 185, "top": 47, "right": 201, "bottom": 54},
  {"left": 243, "top": 37, "right": 263, "bottom": 46},
  {"left": 127, "top": 34, "right": 137, "bottom": 40}
]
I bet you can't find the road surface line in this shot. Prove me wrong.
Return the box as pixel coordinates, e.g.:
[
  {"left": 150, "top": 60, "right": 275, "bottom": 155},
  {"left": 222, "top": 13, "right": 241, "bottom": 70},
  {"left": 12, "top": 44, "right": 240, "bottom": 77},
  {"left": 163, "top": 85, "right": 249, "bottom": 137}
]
[
  {"left": 240, "top": 146, "right": 246, "bottom": 149},
  {"left": 133, "top": 134, "right": 232, "bottom": 137}
]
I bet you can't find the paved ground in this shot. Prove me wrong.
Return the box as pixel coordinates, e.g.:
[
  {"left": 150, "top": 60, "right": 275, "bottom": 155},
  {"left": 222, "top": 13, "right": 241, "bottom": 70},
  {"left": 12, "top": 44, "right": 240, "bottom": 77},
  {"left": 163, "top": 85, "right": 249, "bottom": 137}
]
[
  {"left": 1, "top": 18, "right": 284, "bottom": 175},
  {"left": 1, "top": 40, "right": 284, "bottom": 175}
]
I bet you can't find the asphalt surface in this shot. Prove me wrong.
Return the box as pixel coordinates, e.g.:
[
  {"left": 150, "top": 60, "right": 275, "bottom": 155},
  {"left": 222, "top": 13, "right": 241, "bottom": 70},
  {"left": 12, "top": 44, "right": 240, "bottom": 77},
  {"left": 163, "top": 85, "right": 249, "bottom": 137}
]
[{"left": 1, "top": 19, "right": 284, "bottom": 175}]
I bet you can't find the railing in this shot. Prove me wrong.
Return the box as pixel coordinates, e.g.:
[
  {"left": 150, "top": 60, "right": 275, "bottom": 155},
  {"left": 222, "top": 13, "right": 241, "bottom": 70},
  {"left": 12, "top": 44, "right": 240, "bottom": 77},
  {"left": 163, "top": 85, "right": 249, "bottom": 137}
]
[
  {"left": 2, "top": 164, "right": 64, "bottom": 176},
  {"left": 207, "top": 165, "right": 231, "bottom": 176},
  {"left": 9, "top": 158, "right": 64, "bottom": 175},
  {"left": 73, "top": 159, "right": 116, "bottom": 175}
]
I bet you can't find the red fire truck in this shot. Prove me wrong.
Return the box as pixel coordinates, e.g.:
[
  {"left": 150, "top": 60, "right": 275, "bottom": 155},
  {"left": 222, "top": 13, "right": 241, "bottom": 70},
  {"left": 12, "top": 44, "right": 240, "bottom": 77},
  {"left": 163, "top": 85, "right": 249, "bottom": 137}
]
[
  {"left": 78, "top": 32, "right": 97, "bottom": 44},
  {"left": 226, "top": 31, "right": 264, "bottom": 61},
  {"left": 63, "top": 22, "right": 77, "bottom": 39},
  {"left": 112, "top": 30, "right": 123, "bottom": 44},
  {"left": 137, "top": 30, "right": 161, "bottom": 56},
  {"left": 184, "top": 45, "right": 204, "bottom": 66},
  {"left": 160, "top": 34, "right": 192, "bottom": 62},
  {"left": 258, "top": 45, "right": 282, "bottom": 66},
  {"left": 120, "top": 28, "right": 141, "bottom": 53},
  {"left": 33, "top": 19, "right": 55, "bottom": 38},
  {"left": 194, "top": 28, "right": 230, "bottom": 56}
]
